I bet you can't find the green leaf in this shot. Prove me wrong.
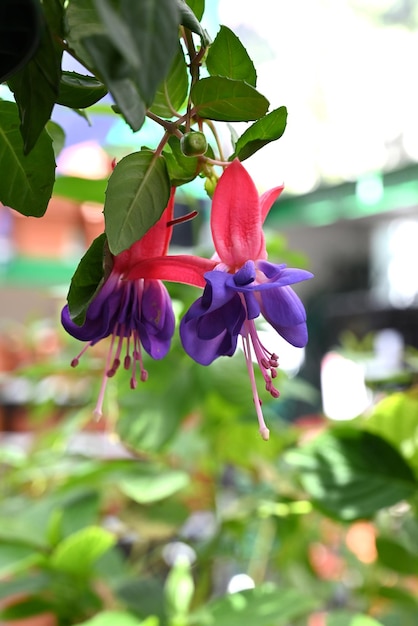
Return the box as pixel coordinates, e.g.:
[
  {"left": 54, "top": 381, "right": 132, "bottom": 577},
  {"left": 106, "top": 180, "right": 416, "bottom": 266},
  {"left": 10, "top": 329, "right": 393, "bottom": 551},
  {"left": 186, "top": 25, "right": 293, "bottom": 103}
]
[
  {"left": 50, "top": 526, "right": 116, "bottom": 576},
  {"left": 95, "top": 0, "right": 179, "bottom": 106},
  {"left": 119, "top": 467, "right": 190, "bottom": 504},
  {"left": 76, "top": 612, "right": 145, "bottom": 626},
  {"left": 176, "top": 0, "right": 210, "bottom": 46},
  {"left": 57, "top": 71, "right": 108, "bottom": 108},
  {"left": 83, "top": 33, "right": 147, "bottom": 132},
  {"left": 376, "top": 536, "right": 418, "bottom": 575},
  {"left": 7, "top": 13, "right": 62, "bottom": 153},
  {"left": 192, "top": 76, "right": 269, "bottom": 122},
  {"left": 191, "top": 584, "right": 318, "bottom": 626},
  {"left": 285, "top": 429, "right": 418, "bottom": 521},
  {"left": 232, "top": 106, "right": 288, "bottom": 161},
  {"left": 0, "top": 541, "right": 43, "bottom": 577},
  {"left": 186, "top": 0, "right": 204, "bottom": 21},
  {"left": 46, "top": 120, "right": 66, "bottom": 158},
  {"left": 326, "top": 613, "right": 384, "bottom": 626},
  {"left": 149, "top": 44, "right": 189, "bottom": 118},
  {"left": 104, "top": 149, "right": 170, "bottom": 255},
  {"left": 165, "top": 558, "right": 194, "bottom": 619},
  {"left": 0, "top": 573, "right": 51, "bottom": 602},
  {"left": 0, "top": 101, "right": 55, "bottom": 216},
  {"left": 67, "top": 234, "right": 106, "bottom": 325},
  {"left": 0, "top": 0, "right": 43, "bottom": 82},
  {"left": 53, "top": 175, "right": 107, "bottom": 204},
  {"left": 365, "top": 390, "right": 418, "bottom": 472},
  {"left": 64, "top": 0, "right": 105, "bottom": 66},
  {"left": 163, "top": 135, "right": 199, "bottom": 186},
  {"left": 0, "top": 597, "right": 54, "bottom": 621},
  {"left": 206, "top": 25, "right": 256, "bottom": 86}
]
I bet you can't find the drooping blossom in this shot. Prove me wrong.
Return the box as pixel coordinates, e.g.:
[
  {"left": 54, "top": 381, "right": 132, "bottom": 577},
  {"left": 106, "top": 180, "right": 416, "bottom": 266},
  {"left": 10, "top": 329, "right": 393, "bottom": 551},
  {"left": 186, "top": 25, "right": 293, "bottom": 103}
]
[
  {"left": 62, "top": 191, "right": 179, "bottom": 417},
  {"left": 179, "top": 160, "right": 313, "bottom": 440}
]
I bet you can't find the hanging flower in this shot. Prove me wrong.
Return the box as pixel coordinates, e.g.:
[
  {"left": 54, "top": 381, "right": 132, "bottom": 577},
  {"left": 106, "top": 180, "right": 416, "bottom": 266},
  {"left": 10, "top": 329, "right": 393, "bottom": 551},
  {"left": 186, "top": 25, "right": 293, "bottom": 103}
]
[
  {"left": 62, "top": 191, "right": 179, "bottom": 417},
  {"left": 179, "top": 160, "right": 313, "bottom": 440}
]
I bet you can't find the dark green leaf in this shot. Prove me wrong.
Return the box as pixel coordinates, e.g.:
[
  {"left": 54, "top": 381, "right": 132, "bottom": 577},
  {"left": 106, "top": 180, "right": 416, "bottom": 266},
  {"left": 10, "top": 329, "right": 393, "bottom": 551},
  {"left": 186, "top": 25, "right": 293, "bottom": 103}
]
[
  {"left": 7, "top": 13, "right": 62, "bottom": 153},
  {"left": 0, "top": 597, "right": 54, "bottom": 621},
  {"left": 149, "top": 44, "right": 189, "bottom": 118},
  {"left": 116, "top": 578, "right": 166, "bottom": 623},
  {"left": 176, "top": 0, "right": 210, "bottom": 46},
  {"left": 0, "top": 0, "right": 43, "bottom": 82},
  {"left": 192, "top": 76, "right": 269, "bottom": 122},
  {"left": 57, "top": 71, "right": 108, "bottom": 108},
  {"left": 206, "top": 25, "right": 256, "bottom": 86},
  {"left": 163, "top": 135, "right": 199, "bottom": 186},
  {"left": 232, "top": 106, "right": 288, "bottom": 161},
  {"left": 104, "top": 150, "right": 170, "bottom": 255},
  {"left": 64, "top": 0, "right": 105, "bottom": 67},
  {"left": 82, "top": 34, "right": 147, "bottom": 132},
  {"left": 0, "top": 101, "right": 55, "bottom": 216},
  {"left": 285, "top": 429, "right": 418, "bottom": 521},
  {"left": 376, "top": 536, "right": 418, "bottom": 575},
  {"left": 192, "top": 584, "right": 318, "bottom": 626},
  {"left": 93, "top": 0, "right": 179, "bottom": 105},
  {"left": 67, "top": 234, "right": 106, "bottom": 325}
]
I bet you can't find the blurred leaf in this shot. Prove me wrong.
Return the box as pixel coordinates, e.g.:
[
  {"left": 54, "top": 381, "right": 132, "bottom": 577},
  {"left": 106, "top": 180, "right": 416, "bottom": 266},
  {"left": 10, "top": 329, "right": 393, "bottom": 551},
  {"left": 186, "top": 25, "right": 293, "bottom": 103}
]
[
  {"left": 50, "top": 526, "right": 116, "bottom": 576},
  {"left": 76, "top": 611, "right": 146, "bottom": 626},
  {"left": 231, "top": 106, "right": 288, "bottom": 161},
  {"left": 119, "top": 467, "right": 190, "bottom": 504},
  {"left": 190, "top": 584, "right": 318, "bottom": 625},
  {"left": 67, "top": 233, "right": 106, "bottom": 325},
  {"left": 285, "top": 429, "right": 417, "bottom": 521},
  {"left": 0, "top": 597, "right": 54, "bottom": 621},
  {"left": 150, "top": 44, "right": 189, "bottom": 118},
  {"left": 376, "top": 536, "right": 418, "bottom": 575},
  {"left": 0, "top": 541, "right": 43, "bottom": 577},
  {"left": 0, "top": 0, "right": 42, "bottom": 82},
  {"left": 206, "top": 25, "right": 256, "bottom": 86},
  {"left": 116, "top": 578, "right": 166, "bottom": 623},
  {"left": 57, "top": 71, "right": 108, "bottom": 108},
  {"left": 104, "top": 150, "right": 170, "bottom": 255},
  {"left": 165, "top": 558, "right": 194, "bottom": 619},
  {"left": 0, "top": 573, "right": 51, "bottom": 601},
  {"left": 0, "top": 101, "right": 55, "bottom": 216},
  {"left": 365, "top": 390, "right": 418, "bottom": 472},
  {"left": 326, "top": 613, "right": 384, "bottom": 626},
  {"left": 53, "top": 175, "right": 107, "bottom": 204},
  {"left": 7, "top": 10, "right": 62, "bottom": 153},
  {"left": 192, "top": 76, "right": 269, "bottom": 122}
]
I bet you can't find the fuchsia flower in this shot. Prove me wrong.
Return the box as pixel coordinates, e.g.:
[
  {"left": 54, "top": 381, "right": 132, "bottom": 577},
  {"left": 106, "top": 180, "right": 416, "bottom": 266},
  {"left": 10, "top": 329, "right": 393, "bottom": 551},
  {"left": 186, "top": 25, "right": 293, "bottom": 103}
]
[
  {"left": 179, "top": 160, "right": 313, "bottom": 440},
  {"left": 62, "top": 191, "right": 180, "bottom": 418}
]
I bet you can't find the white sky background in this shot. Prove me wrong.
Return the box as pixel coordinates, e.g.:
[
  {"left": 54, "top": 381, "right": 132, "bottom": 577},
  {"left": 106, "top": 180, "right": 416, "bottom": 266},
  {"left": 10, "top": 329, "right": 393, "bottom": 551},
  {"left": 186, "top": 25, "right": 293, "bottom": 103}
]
[{"left": 216, "top": 0, "right": 418, "bottom": 194}]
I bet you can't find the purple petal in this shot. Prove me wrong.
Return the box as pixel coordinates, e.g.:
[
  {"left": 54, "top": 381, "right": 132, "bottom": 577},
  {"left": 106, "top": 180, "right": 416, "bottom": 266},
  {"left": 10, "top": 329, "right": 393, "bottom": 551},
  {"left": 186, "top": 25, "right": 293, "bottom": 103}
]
[
  {"left": 256, "top": 261, "right": 313, "bottom": 287},
  {"left": 139, "top": 281, "right": 175, "bottom": 359},
  {"left": 260, "top": 285, "right": 308, "bottom": 348},
  {"left": 61, "top": 273, "right": 122, "bottom": 342}
]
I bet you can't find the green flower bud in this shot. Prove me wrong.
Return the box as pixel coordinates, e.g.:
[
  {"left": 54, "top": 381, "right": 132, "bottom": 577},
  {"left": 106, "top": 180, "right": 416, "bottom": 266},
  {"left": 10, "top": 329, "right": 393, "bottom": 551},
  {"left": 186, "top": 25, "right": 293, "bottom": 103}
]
[{"left": 180, "top": 131, "right": 208, "bottom": 157}]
